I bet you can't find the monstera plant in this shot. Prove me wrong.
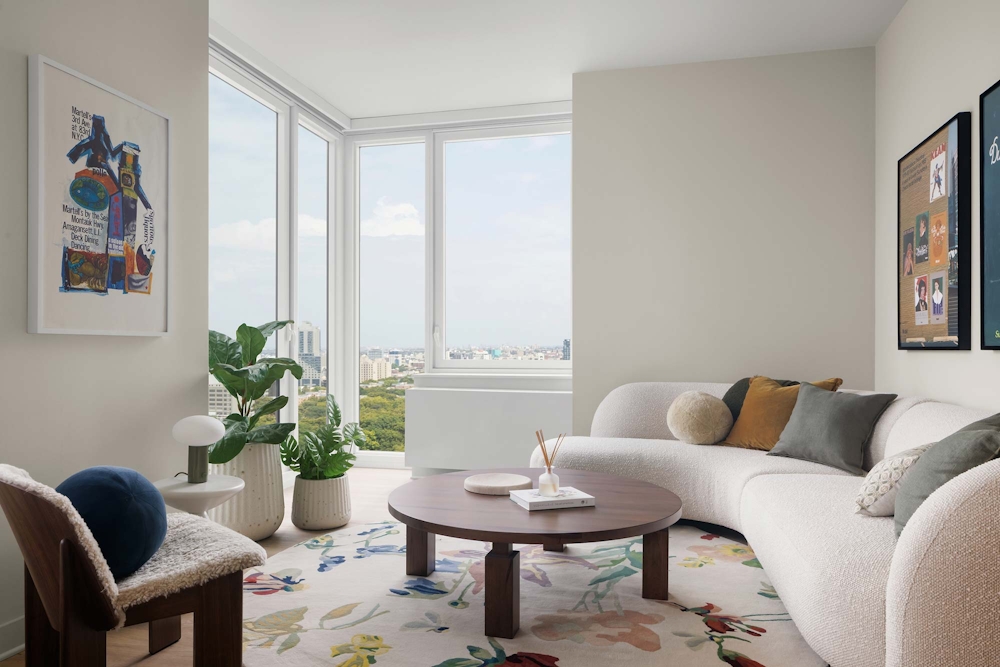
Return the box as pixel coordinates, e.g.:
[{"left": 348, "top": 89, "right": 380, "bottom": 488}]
[{"left": 208, "top": 320, "right": 303, "bottom": 464}]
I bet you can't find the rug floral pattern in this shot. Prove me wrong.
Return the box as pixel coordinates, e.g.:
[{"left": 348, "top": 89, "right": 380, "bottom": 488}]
[{"left": 242, "top": 521, "right": 823, "bottom": 666}]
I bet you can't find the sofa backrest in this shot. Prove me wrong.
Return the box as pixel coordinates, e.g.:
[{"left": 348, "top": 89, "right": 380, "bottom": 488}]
[
  {"left": 591, "top": 382, "right": 731, "bottom": 440},
  {"left": 882, "top": 401, "right": 993, "bottom": 460}
]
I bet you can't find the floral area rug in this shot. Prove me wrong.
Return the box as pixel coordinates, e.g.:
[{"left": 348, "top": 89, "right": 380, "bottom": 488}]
[{"left": 241, "top": 520, "right": 824, "bottom": 667}]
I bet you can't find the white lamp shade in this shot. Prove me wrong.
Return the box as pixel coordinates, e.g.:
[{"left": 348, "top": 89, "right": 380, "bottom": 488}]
[{"left": 172, "top": 415, "right": 225, "bottom": 447}]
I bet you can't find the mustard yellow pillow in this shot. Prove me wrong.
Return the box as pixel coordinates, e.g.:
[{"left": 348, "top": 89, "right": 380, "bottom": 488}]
[{"left": 722, "top": 376, "right": 843, "bottom": 451}]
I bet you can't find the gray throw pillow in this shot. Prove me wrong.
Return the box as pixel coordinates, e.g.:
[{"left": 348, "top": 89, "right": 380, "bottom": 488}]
[
  {"left": 767, "top": 384, "right": 897, "bottom": 475},
  {"left": 894, "top": 414, "right": 1000, "bottom": 537}
]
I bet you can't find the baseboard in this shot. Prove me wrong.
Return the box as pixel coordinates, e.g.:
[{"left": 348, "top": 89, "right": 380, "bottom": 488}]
[{"left": 0, "top": 615, "right": 24, "bottom": 661}]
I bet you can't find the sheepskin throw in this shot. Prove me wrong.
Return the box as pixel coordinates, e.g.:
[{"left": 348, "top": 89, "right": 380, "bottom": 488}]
[{"left": 666, "top": 391, "right": 733, "bottom": 445}]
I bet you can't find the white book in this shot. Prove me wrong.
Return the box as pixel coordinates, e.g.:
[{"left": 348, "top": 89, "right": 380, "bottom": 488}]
[{"left": 509, "top": 487, "right": 595, "bottom": 511}]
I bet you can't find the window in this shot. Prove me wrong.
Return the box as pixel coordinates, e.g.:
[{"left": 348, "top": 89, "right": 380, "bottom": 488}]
[
  {"left": 208, "top": 74, "right": 277, "bottom": 348},
  {"left": 296, "top": 125, "right": 330, "bottom": 436},
  {"left": 434, "top": 124, "right": 572, "bottom": 369},
  {"left": 208, "top": 73, "right": 278, "bottom": 419},
  {"left": 357, "top": 142, "right": 425, "bottom": 451},
  {"left": 208, "top": 56, "right": 340, "bottom": 433}
]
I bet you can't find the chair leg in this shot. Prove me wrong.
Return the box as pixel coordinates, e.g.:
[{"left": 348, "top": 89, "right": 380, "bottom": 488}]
[
  {"left": 149, "top": 616, "right": 182, "bottom": 655},
  {"left": 24, "top": 566, "right": 58, "bottom": 667},
  {"left": 58, "top": 542, "right": 106, "bottom": 667},
  {"left": 59, "top": 607, "right": 106, "bottom": 667},
  {"left": 194, "top": 571, "right": 243, "bottom": 667}
]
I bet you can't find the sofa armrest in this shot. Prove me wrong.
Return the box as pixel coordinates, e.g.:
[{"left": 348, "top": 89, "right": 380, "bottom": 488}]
[
  {"left": 885, "top": 458, "right": 1000, "bottom": 667},
  {"left": 590, "top": 382, "right": 731, "bottom": 440}
]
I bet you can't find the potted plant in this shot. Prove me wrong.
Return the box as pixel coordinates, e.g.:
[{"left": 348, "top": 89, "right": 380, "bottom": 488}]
[
  {"left": 207, "top": 321, "right": 303, "bottom": 540},
  {"left": 280, "top": 395, "right": 365, "bottom": 530}
]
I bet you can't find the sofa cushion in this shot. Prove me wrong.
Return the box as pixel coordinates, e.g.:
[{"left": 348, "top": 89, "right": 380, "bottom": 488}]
[
  {"left": 721, "top": 376, "right": 798, "bottom": 422},
  {"left": 741, "top": 474, "right": 897, "bottom": 667},
  {"left": 530, "top": 436, "right": 852, "bottom": 532},
  {"left": 894, "top": 413, "right": 1000, "bottom": 537},
  {"left": 882, "top": 401, "right": 992, "bottom": 460},
  {"left": 723, "top": 377, "right": 843, "bottom": 451},
  {"left": 768, "top": 384, "right": 897, "bottom": 474}
]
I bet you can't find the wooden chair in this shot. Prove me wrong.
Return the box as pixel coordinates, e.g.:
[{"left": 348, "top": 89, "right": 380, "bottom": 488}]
[{"left": 0, "top": 464, "right": 266, "bottom": 666}]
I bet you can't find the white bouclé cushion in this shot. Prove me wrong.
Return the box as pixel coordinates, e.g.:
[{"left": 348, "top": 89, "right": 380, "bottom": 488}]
[
  {"left": 856, "top": 443, "right": 934, "bottom": 517},
  {"left": 666, "top": 391, "right": 734, "bottom": 445}
]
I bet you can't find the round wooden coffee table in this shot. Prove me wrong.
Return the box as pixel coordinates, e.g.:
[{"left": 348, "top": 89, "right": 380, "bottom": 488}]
[{"left": 387, "top": 467, "right": 682, "bottom": 638}]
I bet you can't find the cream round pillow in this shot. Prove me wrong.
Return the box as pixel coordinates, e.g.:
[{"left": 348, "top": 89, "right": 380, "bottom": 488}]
[{"left": 666, "top": 391, "right": 733, "bottom": 445}]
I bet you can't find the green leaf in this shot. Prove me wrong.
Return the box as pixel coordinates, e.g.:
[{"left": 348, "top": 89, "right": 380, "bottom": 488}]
[
  {"left": 279, "top": 434, "right": 300, "bottom": 471},
  {"left": 255, "top": 320, "right": 293, "bottom": 340},
  {"left": 208, "top": 363, "right": 250, "bottom": 403},
  {"left": 247, "top": 422, "right": 296, "bottom": 444},
  {"left": 299, "top": 430, "right": 327, "bottom": 472},
  {"left": 208, "top": 330, "right": 242, "bottom": 368},
  {"left": 327, "top": 395, "right": 342, "bottom": 427},
  {"left": 588, "top": 564, "right": 637, "bottom": 585},
  {"left": 237, "top": 323, "right": 268, "bottom": 367},
  {"left": 209, "top": 415, "right": 249, "bottom": 464},
  {"left": 468, "top": 646, "right": 493, "bottom": 661},
  {"left": 249, "top": 395, "right": 288, "bottom": 429},
  {"left": 433, "top": 660, "right": 481, "bottom": 667},
  {"left": 343, "top": 422, "right": 366, "bottom": 447},
  {"left": 277, "top": 633, "right": 300, "bottom": 654}
]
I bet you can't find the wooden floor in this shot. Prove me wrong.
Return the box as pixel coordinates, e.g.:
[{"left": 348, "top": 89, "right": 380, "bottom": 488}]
[{"left": 1, "top": 467, "right": 411, "bottom": 667}]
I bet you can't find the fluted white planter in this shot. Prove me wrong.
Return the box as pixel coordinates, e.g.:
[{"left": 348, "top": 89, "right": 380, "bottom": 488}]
[
  {"left": 208, "top": 444, "right": 284, "bottom": 541},
  {"left": 291, "top": 474, "right": 351, "bottom": 530}
]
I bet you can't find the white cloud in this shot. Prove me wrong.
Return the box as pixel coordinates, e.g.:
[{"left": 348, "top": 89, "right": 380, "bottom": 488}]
[
  {"left": 209, "top": 217, "right": 276, "bottom": 251},
  {"left": 209, "top": 214, "right": 327, "bottom": 251},
  {"left": 360, "top": 198, "right": 423, "bottom": 237},
  {"left": 298, "top": 214, "right": 327, "bottom": 237}
]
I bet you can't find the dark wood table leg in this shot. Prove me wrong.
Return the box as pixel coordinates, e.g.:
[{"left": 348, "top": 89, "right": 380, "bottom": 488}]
[
  {"left": 485, "top": 542, "right": 519, "bottom": 638},
  {"left": 642, "top": 527, "right": 669, "bottom": 600},
  {"left": 542, "top": 540, "right": 564, "bottom": 552},
  {"left": 406, "top": 525, "right": 435, "bottom": 576},
  {"left": 149, "top": 615, "right": 182, "bottom": 654}
]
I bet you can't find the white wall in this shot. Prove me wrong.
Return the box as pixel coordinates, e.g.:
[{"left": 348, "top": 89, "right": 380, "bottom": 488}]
[
  {"left": 572, "top": 49, "right": 877, "bottom": 434},
  {"left": 0, "top": 0, "right": 208, "bottom": 656},
  {"left": 875, "top": 0, "right": 1000, "bottom": 409}
]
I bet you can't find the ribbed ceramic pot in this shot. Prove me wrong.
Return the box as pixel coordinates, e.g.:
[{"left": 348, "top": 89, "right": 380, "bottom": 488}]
[
  {"left": 208, "top": 444, "right": 284, "bottom": 541},
  {"left": 291, "top": 474, "right": 351, "bottom": 530}
]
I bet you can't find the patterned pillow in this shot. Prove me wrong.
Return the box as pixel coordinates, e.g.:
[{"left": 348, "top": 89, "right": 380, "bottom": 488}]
[{"left": 855, "top": 443, "right": 934, "bottom": 517}]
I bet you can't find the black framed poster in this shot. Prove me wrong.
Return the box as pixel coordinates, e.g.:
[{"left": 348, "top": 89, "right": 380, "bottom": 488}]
[
  {"left": 897, "top": 112, "right": 971, "bottom": 350},
  {"left": 981, "top": 79, "right": 1000, "bottom": 348}
]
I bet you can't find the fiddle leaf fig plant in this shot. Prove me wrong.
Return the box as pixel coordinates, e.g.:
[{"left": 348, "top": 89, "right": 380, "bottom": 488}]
[
  {"left": 208, "top": 320, "right": 303, "bottom": 464},
  {"left": 280, "top": 396, "right": 365, "bottom": 480}
]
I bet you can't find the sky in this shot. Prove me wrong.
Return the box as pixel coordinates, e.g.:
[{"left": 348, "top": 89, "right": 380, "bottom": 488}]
[{"left": 209, "top": 73, "right": 571, "bottom": 354}]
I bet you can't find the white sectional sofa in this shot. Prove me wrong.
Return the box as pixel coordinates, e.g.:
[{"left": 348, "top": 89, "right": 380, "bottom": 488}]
[{"left": 529, "top": 382, "right": 1000, "bottom": 667}]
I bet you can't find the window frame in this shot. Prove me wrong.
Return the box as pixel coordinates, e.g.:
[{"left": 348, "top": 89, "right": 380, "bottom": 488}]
[
  {"left": 208, "top": 54, "right": 343, "bottom": 429},
  {"left": 431, "top": 121, "right": 572, "bottom": 373}
]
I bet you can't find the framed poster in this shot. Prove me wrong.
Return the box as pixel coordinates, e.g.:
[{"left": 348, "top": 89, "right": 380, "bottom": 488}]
[
  {"left": 981, "top": 78, "right": 1000, "bottom": 348},
  {"left": 897, "top": 112, "right": 970, "bottom": 350},
  {"left": 28, "top": 55, "right": 170, "bottom": 335}
]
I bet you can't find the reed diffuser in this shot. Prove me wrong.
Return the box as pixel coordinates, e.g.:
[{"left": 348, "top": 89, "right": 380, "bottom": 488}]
[{"left": 535, "top": 430, "right": 565, "bottom": 497}]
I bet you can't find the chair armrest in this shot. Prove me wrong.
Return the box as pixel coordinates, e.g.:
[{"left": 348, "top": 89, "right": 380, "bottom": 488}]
[
  {"left": 590, "top": 382, "right": 730, "bottom": 439},
  {"left": 885, "top": 458, "right": 1000, "bottom": 666}
]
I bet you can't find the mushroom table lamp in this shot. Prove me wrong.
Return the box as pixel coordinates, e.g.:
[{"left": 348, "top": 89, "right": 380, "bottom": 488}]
[{"left": 172, "top": 416, "right": 225, "bottom": 484}]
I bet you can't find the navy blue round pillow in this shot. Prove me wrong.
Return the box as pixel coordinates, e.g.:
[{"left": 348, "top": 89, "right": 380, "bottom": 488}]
[{"left": 56, "top": 466, "right": 167, "bottom": 580}]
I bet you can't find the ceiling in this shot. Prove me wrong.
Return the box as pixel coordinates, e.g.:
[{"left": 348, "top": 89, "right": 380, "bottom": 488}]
[{"left": 210, "top": 0, "right": 906, "bottom": 120}]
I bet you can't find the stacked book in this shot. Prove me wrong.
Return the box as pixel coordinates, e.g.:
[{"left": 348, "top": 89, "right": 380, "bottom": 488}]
[{"left": 509, "top": 487, "right": 595, "bottom": 511}]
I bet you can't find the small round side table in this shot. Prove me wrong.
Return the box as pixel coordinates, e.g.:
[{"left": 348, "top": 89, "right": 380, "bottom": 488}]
[{"left": 154, "top": 474, "right": 245, "bottom": 518}]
